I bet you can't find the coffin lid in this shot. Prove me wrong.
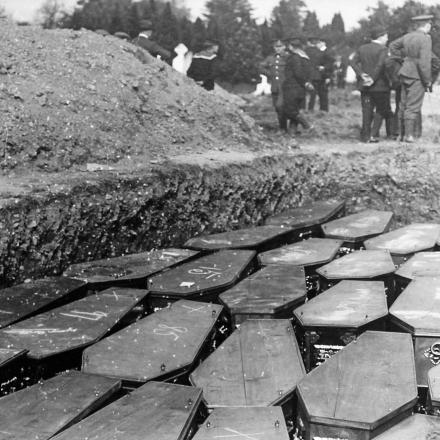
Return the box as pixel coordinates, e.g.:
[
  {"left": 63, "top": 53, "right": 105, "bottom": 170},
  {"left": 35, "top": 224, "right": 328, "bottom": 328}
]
[
  {"left": 374, "top": 414, "right": 440, "bottom": 439},
  {"left": 395, "top": 252, "right": 440, "bottom": 281}
]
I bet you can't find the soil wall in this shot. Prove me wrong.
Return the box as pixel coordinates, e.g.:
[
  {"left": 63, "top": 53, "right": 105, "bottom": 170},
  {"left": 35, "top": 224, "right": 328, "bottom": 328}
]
[{"left": 2, "top": 146, "right": 440, "bottom": 287}]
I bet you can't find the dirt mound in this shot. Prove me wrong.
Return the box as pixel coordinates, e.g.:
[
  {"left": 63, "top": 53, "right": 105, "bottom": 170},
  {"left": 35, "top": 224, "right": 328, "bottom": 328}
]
[{"left": 0, "top": 20, "right": 265, "bottom": 174}]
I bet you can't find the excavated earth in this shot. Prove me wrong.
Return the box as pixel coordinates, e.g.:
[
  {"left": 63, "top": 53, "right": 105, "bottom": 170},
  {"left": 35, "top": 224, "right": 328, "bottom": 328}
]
[{"left": 2, "top": 20, "right": 440, "bottom": 287}]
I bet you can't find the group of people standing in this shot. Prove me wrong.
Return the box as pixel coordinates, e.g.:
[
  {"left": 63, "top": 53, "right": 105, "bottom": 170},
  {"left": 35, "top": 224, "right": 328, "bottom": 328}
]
[
  {"left": 350, "top": 14, "right": 438, "bottom": 144},
  {"left": 260, "top": 34, "right": 334, "bottom": 135}
]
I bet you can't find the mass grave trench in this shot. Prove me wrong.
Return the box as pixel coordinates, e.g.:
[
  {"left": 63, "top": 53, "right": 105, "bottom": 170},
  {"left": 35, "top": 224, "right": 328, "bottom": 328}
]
[{"left": 3, "top": 145, "right": 440, "bottom": 288}]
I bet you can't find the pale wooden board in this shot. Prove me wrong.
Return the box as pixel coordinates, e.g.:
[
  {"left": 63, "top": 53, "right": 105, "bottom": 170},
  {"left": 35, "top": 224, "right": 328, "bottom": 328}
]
[
  {"left": 322, "top": 209, "right": 393, "bottom": 242},
  {"left": 0, "top": 277, "right": 86, "bottom": 329},
  {"left": 390, "top": 278, "right": 440, "bottom": 335},
  {"left": 294, "top": 280, "right": 388, "bottom": 328},
  {"left": 52, "top": 381, "right": 202, "bottom": 440},
  {"left": 219, "top": 265, "right": 306, "bottom": 316},
  {"left": 63, "top": 248, "right": 198, "bottom": 286},
  {"left": 317, "top": 250, "right": 396, "bottom": 280},
  {"left": 364, "top": 223, "right": 440, "bottom": 256},
  {"left": 258, "top": 238, "right": 342, "bottom": 267},
  {"left": 297, "top": 331, "right": 418, "bottom": 430},
  {"left": 0, "top": 348, "right": 28, "bottom": 367},
  {"left": 395, "top": 252, "right": 440, "bottom": 281},
  {"left": 148, "top": 250, "right": 255, "bottom": 297},
  {"left": 192, "top": 407, "right": 290, "bottom": 440},
  {"left": 265, "top": 199, "right": 345, "bottom": 228},
  {"left": 428, "top": 364, "right": 440, "bottom": 404},
  {"left": 190, "top": 319, "right": 305, "bottom": 408},
  {"left": 184, "top": 226, "right": 290, "bottom": 251},
  {"left": 82, "top": 300, "right": 222, "bottom": 383},
  {"left": 0, "top": 289, "right": 148, "bottom": 360},
  {"left": 374, "top": 414, "right": 440, "bottom": 439},
  {"left": 0, "top": 371, "right": 121, "bottom": 440}
]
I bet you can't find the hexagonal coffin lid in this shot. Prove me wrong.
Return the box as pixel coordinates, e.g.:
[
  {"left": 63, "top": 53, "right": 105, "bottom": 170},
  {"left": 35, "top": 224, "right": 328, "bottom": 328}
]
[
  {"left": 0, "top": 371, "right": 121, "bottom": 440},
  {"left": 192, "top": 407, "right": 290, "bottom": 440},
  {"left": 0, "top": 288, "right": 148, "bottom": 360},
  {"left": 219, "top": 265, "right": 306, "bottom": 317},
  {"left": 317, "top": 250, "right": 395, "bottom": 280},
  {"left": 322, "top": 209, "right": 393, "bottom": 243},
  {"left": 297, "top": 331, "right": 417, "bottom": 431},
  {"left": 390, "top": 278, "right": 440, "bottom": 336},
  {"left": 259, "top": 238, "right": 342, "bottom": 267},
  {"left": 52, "top": 381, "right": 202, "bottom": 440},
  {"left": 364, "top": 223, "right": 440, "bottom": 256},
  {"left": 374, "top": 414, "right": 440, "bottom": 440},
  {"left": 147, "top": 250, "right": 255, "bottom": 299},
  {"left": 265, "top": 199, "right": 345, "bottom": 228},
  {"left": 0, "top": 277, "right": 86, "bottom": 329},
  {"left": 395, "top": 253, "right": 440, "bottom": 281},
  {"left": 82, "top": 300, "right": 222, "bottom": 383},
  {"left": 63, "top": 248, "right": 198, "bottom": 288},
  {"left": 294, "top": 280, "right": 387, "bottom": 329},
  {"left": 428, "top": 364, "right": 440, "bottom": 405},
  {"left": 190, "top": 319, "right": 305, "bottom": 408},
  {"left": 184, "top": 226, "right": 291, "bottom": 251}
]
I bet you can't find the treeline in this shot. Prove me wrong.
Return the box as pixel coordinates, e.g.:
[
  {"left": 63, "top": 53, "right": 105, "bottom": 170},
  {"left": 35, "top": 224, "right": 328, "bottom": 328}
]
[{"left": 41, "top": 0, "right": 440, "bottom": 84}]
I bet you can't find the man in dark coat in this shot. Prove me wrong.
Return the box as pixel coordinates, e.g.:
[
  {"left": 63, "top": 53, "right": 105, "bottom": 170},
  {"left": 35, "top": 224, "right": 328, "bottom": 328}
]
[
  {"left": 133, "top": 20, "right": 171, "bottom": 63},
  {"left": 305, "top": 35, "right": 333, "bottom": 111},
  {"left": 186, "top": 40, "right": 220, "bottom": 91},
  {"left": 259, "top": 39, "right": 288, "bottom": 130},
  {"left": 282, "top": 34, "right": 314, "bottom": 134},
  {"left": 389, "top": 14, "right": 433, "bottom": 143},
  {"left": 350, "top": 28, "right": 393, "bottom": 142}
]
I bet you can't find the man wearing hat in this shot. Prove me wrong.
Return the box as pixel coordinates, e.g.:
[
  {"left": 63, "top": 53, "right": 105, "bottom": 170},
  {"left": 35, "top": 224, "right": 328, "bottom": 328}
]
[
  {"left": 389, "top": 14, "right": 434, "bottom": 143},
  {"left": 305, "top": 35, "right": 334, "bottom": 112},
  {"left": 259, "top": 38, "right": 288, "bottom": 130},
  {"left": 282, "top": 34, "right": 314, "bottom": 134},
  {"left": 133, "top": 20, "right": 171, "bottom": 63},
  {"left": 350, "top": 27, "right": 393, "bottom": 142},
  {"left": 186, "top": 40, "right": 220, "bottom": 91}
]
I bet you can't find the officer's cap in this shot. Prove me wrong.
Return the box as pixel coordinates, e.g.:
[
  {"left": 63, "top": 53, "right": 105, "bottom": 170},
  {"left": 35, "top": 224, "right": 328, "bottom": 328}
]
[
  {"left": 370, "top": 27, "right": 388, "bottom": 39},
  {"left": 283, "top": 33, "right": 305, "bottom": 45},
  {"left": 411, "top": 14, "right": 434, "bottom": 23},
  {"left": 271, "top": 38, "right": 285, "bottom": 46},
  {"left": 139, "top": 19, "right": 153, "bottom": 30},
  {"left": 306, "top": 34, "right": 320, "bottom": 42}
]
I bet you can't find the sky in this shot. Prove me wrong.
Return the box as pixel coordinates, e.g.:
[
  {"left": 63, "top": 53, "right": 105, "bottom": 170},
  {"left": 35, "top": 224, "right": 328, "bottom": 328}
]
[{"left": 2, "top": 0, "right": 440, "bottom": 29}]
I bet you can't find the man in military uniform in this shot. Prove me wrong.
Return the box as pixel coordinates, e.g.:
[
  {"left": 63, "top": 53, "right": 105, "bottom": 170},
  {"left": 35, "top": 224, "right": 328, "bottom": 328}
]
[
  {"left": 350, "top": 28, "right": 393, "bottom": 142},
  {"left": 259, "top": 39, "right": 288, "bottom": 131},
  {"left": 282, "top": 34, "right": 314, "bottom": 134},
  {"left": 305, "top": 35, "right": 333, "bottom": 112},
  {"left": 133, "top": 20, "right": 171, "bottom": 63},
  {"left": 389, "top": 14, "right": 433, "bottom": 143}
]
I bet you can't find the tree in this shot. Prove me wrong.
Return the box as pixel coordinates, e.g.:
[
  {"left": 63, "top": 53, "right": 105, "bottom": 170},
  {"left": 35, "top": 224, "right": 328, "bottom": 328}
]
[
  {"left": 190, "top": 17, "right": 207, "bottom": 52},
  {"left": 260, "top": 20, "right": 273, "bottom": 57},
  {"left": 271, "top": 0, "right": 305, "bottom": 38},
  {"left": 37, "top": 0, "right": 66, "bottom": 28},
  {"left": 303, "top": 11, "right": 320, "bottom": 37},
  {"left": 205, "top": 0, "right": 263, "bottom": 83},
  {"left": 179, "top": 16, "right": 194, "bottom": 47},
  {"left": 154, "top": 2, "right": 180, "bottom": 51},
  {"left": 330, "top": 12, "right": 345, "bottom": 44}
]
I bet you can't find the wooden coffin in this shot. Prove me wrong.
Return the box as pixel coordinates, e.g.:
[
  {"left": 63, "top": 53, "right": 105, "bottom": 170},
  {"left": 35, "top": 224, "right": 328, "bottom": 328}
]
[
  {"left": 0, "top": 348, "right": 28, "bottom": 395},
  {"left": 428, "top": 364, "right": 440, "bottom": 415},
  {"left": 184, "top": 225, "right": 293, "bottom": 252},
  {"left": 190, "top": 319, "right": 305, "bottom": 409},
  {"left": 219, "top": 265, "right": 306, "bottom": 325},
  {"left": 364, "top": 223, "right": 440, "bottom": 265},
  {"left": 0, "top": 277, "right": 86, "bottom": 329},
  {"left": 63, "top": 248, "right": 198, "bottom": 290},
  {"left": 294, "top": 280, "right": 388, "bottom": 370},
  {"left": 265, "top": 199, "right": 346, "bottom": 234},
  {"left": 192, "top": 407, "right": 290, "bottom": 440},
  {"left": 374, "top": 414, "right": 440, "bottom": 439},
  {"left": 82, "top": 300, "right": 223, "bottom": 386},
  {"left": 321, "top": 209, "right": 393, "bottom": 247},
  {"left": 395, "top": 252, "right": 440, "bottom": 289},
  {"left": 52, "top": 381, "right": 202, "bottom": 440},
  {"left": 147, "top": 250, "right": 256, "bottom": 307},
  {"left": 0, "top": 289, "right": 148, "bottom": 379},
  {"left": 0, "top": 370, "right": 121, "bottom": 440},
  {"left": 390, "top": 278, "right": 440, "bottom": 387},
  {"left": 296, "top": 331, "right": 418, "bottom": 440},
  {"left": 258, "top": 237, "right": 342, "bottom": 268}
]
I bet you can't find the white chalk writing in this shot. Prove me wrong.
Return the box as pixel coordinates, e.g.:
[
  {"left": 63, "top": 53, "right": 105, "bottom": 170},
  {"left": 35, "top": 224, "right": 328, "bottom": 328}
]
[
  {"left": 188, "top": 266, "right": 223, "bottom": 279},
  {"left": 153, "top": 323, "right": 188, "bottom": 341},
  {"left": 4, "top": 327, "right": 78, "bottom": 335},
  {"left": 60, "top": 310, "right": 108, "bottom": 321},
  {"left": 214, "top": 428, "right": 264, "bottom": 439}
]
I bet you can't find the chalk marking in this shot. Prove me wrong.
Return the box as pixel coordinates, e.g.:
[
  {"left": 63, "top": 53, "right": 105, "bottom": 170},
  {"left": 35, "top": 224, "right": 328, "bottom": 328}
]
[
  {"left": 181, "top": 304, "right": 207, "bottom": 313},
  {"left": 214, "top": 428, "right": 264, "bottom": 439},
  {"left": 0, "top": 310, "right": 13, "bottom": 314},
  {"left": 4, "top": 327, "right": 78, "bottom": 335},
  {"left": 189, "top": 266, "right": 224, "bottom": 279},
  {"left": 60, "top": 310, "right": 108, "bottom": 321},
  {"left": 153, "top": 323, "right": 188, "bottom": 341}
]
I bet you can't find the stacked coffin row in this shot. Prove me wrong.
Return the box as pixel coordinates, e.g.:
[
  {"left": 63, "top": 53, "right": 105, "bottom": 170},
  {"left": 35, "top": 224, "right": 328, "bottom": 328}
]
[{"left": 2, "top": 199, "right": 440, "bottom": 439}]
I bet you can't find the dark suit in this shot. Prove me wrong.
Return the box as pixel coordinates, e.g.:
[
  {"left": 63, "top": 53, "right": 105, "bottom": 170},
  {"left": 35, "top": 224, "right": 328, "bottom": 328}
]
[{"left": 350, "top": 41, "right": 392, "bottom": 141}]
